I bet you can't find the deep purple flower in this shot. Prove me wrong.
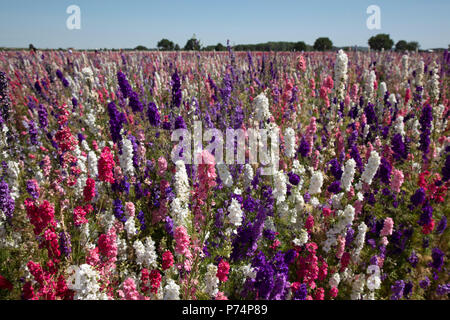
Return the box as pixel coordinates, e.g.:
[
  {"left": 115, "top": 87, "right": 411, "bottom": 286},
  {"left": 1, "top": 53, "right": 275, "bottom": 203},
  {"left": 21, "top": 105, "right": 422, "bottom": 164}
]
[
  {"left": 107, "top": 101, "right": 127, "bottom": 144},
  {"left": 364, "top": 103, "right": 377, "bottom": 124},
  {"left": 419, "top": 104, "right": 433, "bottom": 158},
  {"left": 171, "top": 70, "right": 182, "bottom": 108},
  {"left": 408, "top": 251, "right": 418, "bottom": 268},
  {"left": 117, "top": 71, "right": 132, "bottom": 98},
  {"left": 419, "top": 277, "right": 430, "bottom": 289},
  {"left": 113, "top": 199, "right": 127, "bottom": 223},
  {"left": 128, "top": 91, "right": 143, "bottom": 113},
  {"left": 58, "top": 231, "right": 71, "bottom": 257},
  {"left": 287, "top": 172, "right": 300, "bottom": 186},
  {"left": 147, "top": 102, "right": 160, "bottom": 126},
  {"left": 328, "top": 158, "right": 343, "bottom": 180},
  {"left": 435, "top": 216, "right": 447, "bottom": 235},
  {"left": 28, "top": 120, "right": 38, "bottom": 145},
  {"left": 327, "top": 180, "right": 341, "bottom": 194},
  {"left": 391, "top": 133, "right": 408, "bottom": 160},
  {"left": 418, "top": 204, "right": 433, "bottom": 226},
  {"left": 293, "top": 283, "right": 308, "bottom": 300},
  {"left": 429, "top": 247, "right": 444, "bottom": 271},
  {"left": 442, "top": 154, "right": 450, "bottom": 182},
  {"left": 37, "top": 104, "right": 48, "bottom": 129},
  {"left": 137, "top": 210, "right": 146, "bottom": 231},
  {"left": 350, "top": 144, "right": 363, "bottom": 172},
  {"left": 436, "top": 284, "right": 450, "bottom": 296},
  {"left": 165, "top": 216, "right": 174, "bottom": 237},
  {"left": 390, "top": 280, "right": 405, "bottom": 300},
  {"left": 174, "top": 116, "right": 186, "bottom": 130},
  {"left": 298, "top": 137, "right": 310, "bottom": 158},
  {"left": 410, "top": 188, "right": 426, "bottom": 207},
  {"left": 0, "top": 180, "right": 15, "bottom": 222},
  {"left": 26, "top": 180, "right": 39, "bottom": 200}
]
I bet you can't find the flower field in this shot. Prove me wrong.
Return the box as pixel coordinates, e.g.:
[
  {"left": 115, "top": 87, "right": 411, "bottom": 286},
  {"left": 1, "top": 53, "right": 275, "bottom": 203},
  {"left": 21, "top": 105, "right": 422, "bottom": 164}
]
[{"left": 0, "top": 48, "right": 448, "bottom": 300}]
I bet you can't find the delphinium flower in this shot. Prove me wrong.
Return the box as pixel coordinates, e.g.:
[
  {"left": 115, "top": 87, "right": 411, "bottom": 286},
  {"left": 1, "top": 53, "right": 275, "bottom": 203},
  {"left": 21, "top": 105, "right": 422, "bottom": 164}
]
[
  {"left": 298, "top": 137, "right": 310, "bottom": 158},
  {"left": 418, "top": 104, "right": 433, "bottom": 160},
  {"left": 58, "top": 231, "right": 71, "bottom": 257},
  {"left": 442, "top": 154, "right": 450, "bottom": 182},
  {"left": 163, "top": 279, "right": 180, "bottom": 300},
  {"left": 308, "top": 171, "right": 323, "bottom": 195},
  {"left": 83, "top": 178, "right": 96, "bottom": 203},
  {"left": 352, "top": 222, "right": 368, "bottom": 262},
  {"left": 391, "top": 133, "right": 408, "bottom": 161},
  {"left": 147, "top": 102, "right": 160, "bottom": 126},
  {"left": 435, "top": 216, "right": 447, "bottom": 235},
  {"left": 162, "top": 250, "right": 174, "bottom": 270},
  {"left": 217, "top": 260, "right": 230, "bottom": 282},
  {"left": 408, "top": 251, "right": 418, "bottom": 268},
  {"left": 107, "top": 101, "right": 127, "bottom": 144},
  {"left": 253, "top": 92, "right": 271, "bottom": 122},
  {"left": 429, "top": 247, "right": 444, "bottom": 272},
  {"left": 323, "top": 204, "right": 355, "bottom": 253},
  {"left": 0, "top": 71, "right": 11, "bottom": 126},
  {"left": 272, "top": 170, "right": 287, "bottom": 203},
  {"left": 119, "top": 137, "right": 134, "bottom": 176},
  {"left": 350, "top": 275, "right": 366, "bottom": 300},
  {"left": 284, "top": 127, "right": 296, "bottom": 158},
  {"left": 98, "top": 146, "right": 115, "bottom": 184},
  {"left": 68, "top": 264, "right": 108, "bottom": 300},
  {"left": 436, "top": 284, "right": 450, "bottom": 296},
  {"left": 390, "top": 280, "right": 405, "bottom": 300},
  {"left": 113, "top": 199, "right": 127, "bottom": 223},
  {"left": 360, "top": 150, "right": 381, "bottom": 186},
  {"left": 73, "top": 206, "right": 88, "bottom": 226},
  {"left": 136, "top": 210, "right": 146, "bottom": 231},
  {"left": 0, "top": 180, "right": 15, "bottom": 222},
  {"left": 380, "top": 217, "right": 394, "bottom": 237},
  {"left": 390, "top": 169, "right": 404, "bottom": 193},
  {"left": 410, "top": 187, "right": 426, "bottom": 207},
  {"left": 128, "top": 91, "right": 143, "bottom": 113},
  {"left": 171, "top": 70, "right": 182, "bottom": 108},
  {"left": 334, "top": 49, "right": 348, "bottom": 101},
  {"left": 228, "top": 197, "right": 244, "bottom": 229},
  {"left": 37, "top": 104, "right": 48, "bottom": 130},
  {"left": 341, "top": 158, "right": 356, "bottom": 192},
  {"left": 133, "top": 236, "right": 157, "bottom": 268},
  {"left": 117, "top": 71, "right": 132, "bottom": 98},
  {"left": 174, "top": 225, "right": 192, "bottom": 270}
]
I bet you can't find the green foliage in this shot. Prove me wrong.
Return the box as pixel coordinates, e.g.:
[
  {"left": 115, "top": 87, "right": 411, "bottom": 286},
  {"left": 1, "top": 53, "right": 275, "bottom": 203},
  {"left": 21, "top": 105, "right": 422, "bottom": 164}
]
[
  {"left": 313, "top": 37, "right": 333, "bottom": 51},
  {"left": 368, "top": 33, "right": 394, "bottom": 51},
  {"left": 157, "top": 38, "right": 175, "bottom": 51},
  {"left": 395, "top": 40, "right": 420, "bottom": 52},
  {"left": 184, "top": 36, "right": 201, "bottom": 51}
]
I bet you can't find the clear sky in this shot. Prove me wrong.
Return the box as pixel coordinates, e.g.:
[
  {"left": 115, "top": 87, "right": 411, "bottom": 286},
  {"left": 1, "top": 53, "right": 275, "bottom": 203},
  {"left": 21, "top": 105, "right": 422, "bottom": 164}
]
[{"left": 0, "top": 0, "right": 449, "bottom": 49}]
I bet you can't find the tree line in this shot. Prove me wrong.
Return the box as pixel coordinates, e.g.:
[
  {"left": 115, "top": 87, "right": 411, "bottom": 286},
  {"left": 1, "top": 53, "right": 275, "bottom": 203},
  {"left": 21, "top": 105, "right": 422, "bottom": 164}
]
[{"left": 25, "top": 34, "right": 446, "bottom": 52}]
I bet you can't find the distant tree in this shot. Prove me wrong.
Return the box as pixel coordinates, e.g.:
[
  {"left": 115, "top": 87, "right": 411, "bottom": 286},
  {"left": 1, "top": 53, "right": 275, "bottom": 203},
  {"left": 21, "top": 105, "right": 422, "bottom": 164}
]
[
  {"left": 135, "top": 45, "right": 147, "bottom": 51},
  {"left": 395, "top": 40, "right": 420, "bottom": 52},
  {"left": 184, "top": 35, "right": 201, "bottom": 51},
  {"left": 174, "top": 44, "right": 180, "bottom": 51},
  {"left": 368, "top": 33, "right": 394, "bottom": 51},
  {"left": 406, "top": 41, "right": 420, "bottom": 51},
  {"left": 294, "top": 41, "right": 307, "bottom": 52},
  {"left": 313, "top": 37, "right": 333, "bottom": 51},
  {"left": 215, "top": 43, "right": 225, "bottom": 51},
  {"left": 395, "top": 40, "right": 408, "bottom": 52},
  {"left": 157, "top": 39, "right": 175, "bottom": 51}
]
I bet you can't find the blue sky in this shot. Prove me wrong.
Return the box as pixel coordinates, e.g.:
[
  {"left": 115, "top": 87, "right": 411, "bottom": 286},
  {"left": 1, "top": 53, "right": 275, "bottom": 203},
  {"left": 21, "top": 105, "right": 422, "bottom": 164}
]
[{"left": 0, "top": 0, "right": 448, "bottom": 49}]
